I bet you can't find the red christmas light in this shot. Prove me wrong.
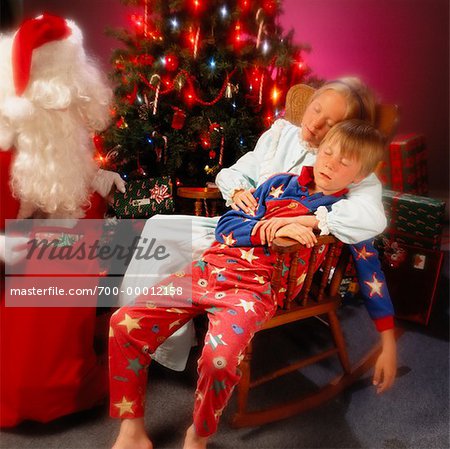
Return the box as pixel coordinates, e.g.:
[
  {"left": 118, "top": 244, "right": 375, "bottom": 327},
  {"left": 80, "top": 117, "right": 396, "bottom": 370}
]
[
  {"left": 239, "top": 0, "right": 251, "bottom": 12},
  {"left": 191, "top": 0, "right": 204, "bottom": 13},
  {"left": 235, "top": 23, "right": 242, "bottom": 42},
  {"left": 296, "top": 60, "right": 307, "bottom": 74},
  {"left": 188, "top": 29, "right": 195, "bottom": 46},
  {"left": 161, "top": 75, "right": 173, "bottom": 89},
  {"left": 200, "top": 132, "right": 211, "bottom": 149},
  {"left": 93, "top": 134, "right": 105, "bottom": 153},
  {"left": 247, "top": 67, "right": 261, "bottom": 91},
  {"left": 130, "top": 14, "right": 162, "bottom": 41},
  {"left": 292, "top": 51, "right": 307, "bottom": 73},
  {"left": 186, "top": 26, "right": 200, "bottom": 55},
  {"left": 184, "top": 88, "right": 195, "bottom": 107},
  {"left": 232, "top": 22, "right": 245, "bottom": 49},
  {"left": 271, "top": 85, "right": 280, "bottom": 105},
  {"left": 263, "top": 0, "right": 278, "bottom": 15},
  {"left": 130, "top": 14, "right": 145, "bottom": 33},
  {"left": 148, "top": 29, "right": 163, "bottom": 41},
  {"left": 165, "top": 53, "right": 179, "bottom": 71},
  {"left": 264, "top": 111, "right": 274, "bottom": 128}
]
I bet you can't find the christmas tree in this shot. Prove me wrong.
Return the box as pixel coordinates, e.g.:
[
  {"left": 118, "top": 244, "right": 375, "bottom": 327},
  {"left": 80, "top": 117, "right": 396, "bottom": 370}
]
[{"left": 99, "top": 0, "right": 313, "bottom": 186}]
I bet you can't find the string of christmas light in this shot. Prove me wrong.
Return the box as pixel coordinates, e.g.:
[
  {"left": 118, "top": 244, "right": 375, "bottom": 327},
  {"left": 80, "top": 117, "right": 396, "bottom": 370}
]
[
  {"left": 102, "top": 0, "right": 314, "bottom": 184},
  {"left": 186, "top": 68, "right": 237, "bottom": 106},
  {"left": 138, "top": 68, "right": 238, "bottom": 107}
]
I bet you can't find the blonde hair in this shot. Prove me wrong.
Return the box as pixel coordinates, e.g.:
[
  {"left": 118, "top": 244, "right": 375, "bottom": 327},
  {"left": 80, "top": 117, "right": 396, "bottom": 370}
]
[
  {"left": 311, "top": 77, "right": 377, "bottom": 125},
  {"left": 321, "top": 119, "right": 385, "bottom": 177}
]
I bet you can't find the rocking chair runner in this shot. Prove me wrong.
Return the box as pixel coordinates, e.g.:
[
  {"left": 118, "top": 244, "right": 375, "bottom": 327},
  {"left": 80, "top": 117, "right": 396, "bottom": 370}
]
[{"left": 230, "top": 84, "right": 399, "bottom": 428}]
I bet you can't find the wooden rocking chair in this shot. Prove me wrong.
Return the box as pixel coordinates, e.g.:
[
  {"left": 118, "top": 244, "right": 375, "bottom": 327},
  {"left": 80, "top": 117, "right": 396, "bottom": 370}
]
[{"left": 230, "top": 84, "right": 399, "bottom": 428}]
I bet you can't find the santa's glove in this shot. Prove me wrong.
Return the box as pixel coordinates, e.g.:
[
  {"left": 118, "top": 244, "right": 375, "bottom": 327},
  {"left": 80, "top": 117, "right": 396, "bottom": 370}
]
[
  {"left": 0, "top": 234, "right": 30, "bottom": 266},
  {"left": 92, "top": 169, "right": 126, "bottom": 200}
]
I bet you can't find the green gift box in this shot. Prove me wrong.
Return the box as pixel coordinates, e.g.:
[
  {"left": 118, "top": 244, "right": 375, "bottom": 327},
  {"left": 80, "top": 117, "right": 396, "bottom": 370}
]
[
  {"left": 382, "top": 190, "right": 446, "bottom": 250},
  {"left": 113, "top": 176, "right": 175, "bottom": 218}
]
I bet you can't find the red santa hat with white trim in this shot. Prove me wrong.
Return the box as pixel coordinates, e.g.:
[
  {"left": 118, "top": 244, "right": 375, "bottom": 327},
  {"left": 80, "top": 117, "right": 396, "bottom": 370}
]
[{"left": 0, "top": 13, "right": 82, "bottom": 149}]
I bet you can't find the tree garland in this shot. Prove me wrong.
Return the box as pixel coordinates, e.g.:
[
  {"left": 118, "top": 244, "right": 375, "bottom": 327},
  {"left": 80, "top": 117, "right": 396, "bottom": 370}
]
[{"left": 138, "top": 68, "right": 238, "bottom": 106}]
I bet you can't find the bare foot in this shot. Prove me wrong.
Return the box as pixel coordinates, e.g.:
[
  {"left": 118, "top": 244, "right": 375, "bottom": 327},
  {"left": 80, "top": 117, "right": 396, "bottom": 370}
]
[
  {"left": 112, "top": 418, "right": 153, "bottom": 449},
  {"left": 182, "top": 424, "right": 209, "bottom": 449}
]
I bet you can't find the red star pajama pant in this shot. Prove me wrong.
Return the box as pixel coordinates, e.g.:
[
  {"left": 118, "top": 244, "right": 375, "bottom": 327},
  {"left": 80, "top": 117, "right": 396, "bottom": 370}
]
[{"left": 109, "top": 245, "right": 325, "bottom": 437}]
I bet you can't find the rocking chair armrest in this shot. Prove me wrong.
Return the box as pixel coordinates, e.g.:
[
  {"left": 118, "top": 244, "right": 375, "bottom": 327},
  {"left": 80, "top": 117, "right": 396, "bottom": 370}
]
[
  {"left": 271, "top": 234, "right": 339, "bottom": 254},
  {"left": 270, "top": 236, "right": 303, "bottom": 254}
]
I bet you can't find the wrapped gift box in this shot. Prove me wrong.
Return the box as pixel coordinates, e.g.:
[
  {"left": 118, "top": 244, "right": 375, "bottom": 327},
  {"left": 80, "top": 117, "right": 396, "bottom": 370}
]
[
  {"left": 377, "top": 133, "right": 428, "bottom": 195},
  {"left": 376, "top": 240, "right": 444, "bottom": 325},
  {"left": 382, "top": 190, "right": 446, "bottom": 250}
]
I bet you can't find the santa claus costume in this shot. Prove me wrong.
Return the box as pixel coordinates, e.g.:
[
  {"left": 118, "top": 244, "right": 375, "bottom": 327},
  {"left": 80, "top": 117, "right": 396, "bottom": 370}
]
[{"left": 0, "top": 14, "right": 123, "bottom": 427}]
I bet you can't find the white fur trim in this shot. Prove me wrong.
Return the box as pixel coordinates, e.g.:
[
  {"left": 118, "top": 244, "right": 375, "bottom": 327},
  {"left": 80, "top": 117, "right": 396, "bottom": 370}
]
[
  {"left": 0, "top": 97, "right": 35, "bottom": 121},
  {"left": 315, "top": 206, "right": 330, "bottom": 235}
]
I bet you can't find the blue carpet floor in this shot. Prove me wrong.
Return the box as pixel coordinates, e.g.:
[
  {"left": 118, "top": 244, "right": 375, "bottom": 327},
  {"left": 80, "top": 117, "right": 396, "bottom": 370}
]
[{"left": 1, "top": 267, "right": 448, "bottom": 449}]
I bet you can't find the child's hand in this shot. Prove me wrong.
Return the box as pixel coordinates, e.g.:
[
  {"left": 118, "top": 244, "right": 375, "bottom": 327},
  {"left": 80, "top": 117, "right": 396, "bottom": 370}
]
[
  {"left": 373, "top": 330, "right": 397, "bottom": 394},
  {"left": 252, "top": 217, "right": 293, "bottom": 245},
  {"left": 231, "top": 188, "right": 257, "bottom": 214},
  {"left": 274, "top": 223, "right": 317, "bottom": 248}
]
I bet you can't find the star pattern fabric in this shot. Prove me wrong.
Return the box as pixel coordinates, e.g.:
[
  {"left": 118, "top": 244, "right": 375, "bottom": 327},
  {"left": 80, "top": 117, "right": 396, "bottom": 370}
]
[
  {"left": 214, "top": 169, "right": 346, "bottom": 248},
  {"left": 221, "top": 232, "right": 236, "bottom": 246},
  {"left": 349, "top": 241, "right": 394, "bottom": 331},
  {"left": 253, "top": 274, "right": 265, "bottom": 284},
  {"left": 109, "top": 237, "right": 324, "bottom": 436},
  {"left": 269, "top": 184, "right": 284, "bottom": 198},
  {"left": 355, "top": 245, "right": 376, "bottom": 261},
  {"left": 126, "top": 357, "right": 145, "bottom": 376},
  {"left": 206, "top": 333, "right": 228, "bottom": 350},
  {"left": 236, "top": 299, "right": 256, "bottom": 313},
  {"left": 214, "top": 169, "right": 394, "bottom": 332},
  {"left": 113, "top": 396, "right": 135, "bottom": 417},
  {"left": 364, "top": 273, "right": 384, "bottom": 298},
  {"left": 109, "top": 258, "right": 289, "bottom": 437},
  {"left": 239, "top": 247, "right": 259, "bottom": 264},
  {"left": 109, "top": 167, "right": 394, "bottom": 441},
  {"left": 118, "top": 313, "right": 142, "bottom": 334}
]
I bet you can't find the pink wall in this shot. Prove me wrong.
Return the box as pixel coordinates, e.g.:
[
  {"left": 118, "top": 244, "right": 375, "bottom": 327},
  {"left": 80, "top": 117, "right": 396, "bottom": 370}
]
[
  {"left": 22, "top": 0, "right": 131, "bottom": 68},
  {"left": 22, "top": 0, "right": 449, "bottom": 196},
  {"left": 281, "top": 0, "right": 449, "bottom": 198}
]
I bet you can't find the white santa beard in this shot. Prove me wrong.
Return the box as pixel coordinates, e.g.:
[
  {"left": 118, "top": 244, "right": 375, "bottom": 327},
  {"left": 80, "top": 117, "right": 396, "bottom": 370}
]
[{"left": 10, "top": 108, "right": 98, "bottom": 218}]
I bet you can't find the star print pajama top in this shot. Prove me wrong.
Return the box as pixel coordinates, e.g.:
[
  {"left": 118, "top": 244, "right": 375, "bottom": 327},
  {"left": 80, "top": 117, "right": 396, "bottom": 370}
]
[{"left": 108, "top": 167, "right": 394, "bottom": 436}]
